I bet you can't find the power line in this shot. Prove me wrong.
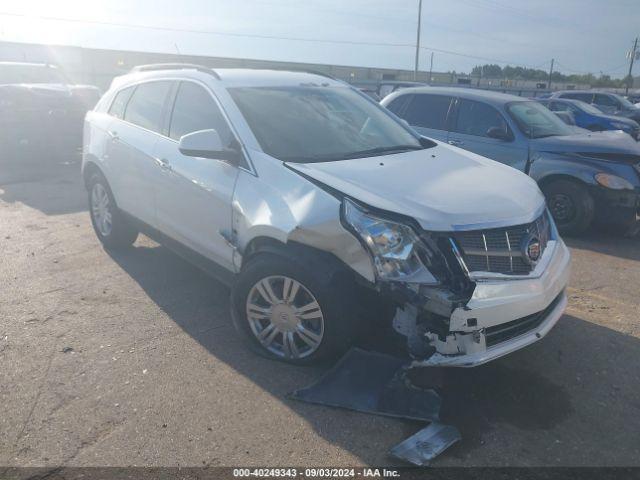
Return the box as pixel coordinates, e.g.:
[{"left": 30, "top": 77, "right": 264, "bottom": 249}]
[
  {"left": 0, "top": 11, "right": 417, "bottom": 49},
  {"left": 0, "top": 11, "right": 621, "bottom": 77}
]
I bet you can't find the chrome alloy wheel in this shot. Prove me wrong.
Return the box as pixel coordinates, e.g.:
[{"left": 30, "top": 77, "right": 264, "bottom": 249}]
[
  {"left": 91, "top": 183, "right": 113, "bottom": 237},
  {"left": 246, "top": 275, "right": 325, "bottom": 359}
]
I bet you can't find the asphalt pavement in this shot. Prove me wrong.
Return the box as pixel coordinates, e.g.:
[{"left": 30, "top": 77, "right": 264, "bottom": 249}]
[{"left": 1, "top": 158, "right": 639, "bottom": 467}]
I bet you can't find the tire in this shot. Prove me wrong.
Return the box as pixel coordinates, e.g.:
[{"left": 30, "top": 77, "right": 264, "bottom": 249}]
[
  {"left": 87, "top": 172, "right": 138, "bottom": 249},
  {"left": 542, "top": 179, "right": 594, "bottom": 236},
  {"left": 231, "top": 253, "right": 358, "bottom": 365}
]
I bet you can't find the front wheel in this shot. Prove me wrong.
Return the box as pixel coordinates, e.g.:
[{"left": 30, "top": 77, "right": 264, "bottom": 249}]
[
  {"left": 231, "top": 253, "right": 358, "bottom": 365},
  {"left": 542, "top": 179, "right": 594, "bottom": 236}
]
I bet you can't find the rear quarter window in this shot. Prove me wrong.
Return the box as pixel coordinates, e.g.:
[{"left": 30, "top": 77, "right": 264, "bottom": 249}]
[{"left": 108, "top": 86, "right": 135, "bottom": 119}]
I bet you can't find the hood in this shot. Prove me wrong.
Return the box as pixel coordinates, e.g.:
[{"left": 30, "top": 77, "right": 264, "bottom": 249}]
[
  {"left": 617, "top": 109, "right": 640, "bottom": 121},
  {"left": 597, "top": 114, "right": 639, "bottom": 127},
  {"left": 286, "top": 143, "right": 545, "bottom": 232},
  {"left": 533, "top": 130, "right": 640, "bottom": 157}
]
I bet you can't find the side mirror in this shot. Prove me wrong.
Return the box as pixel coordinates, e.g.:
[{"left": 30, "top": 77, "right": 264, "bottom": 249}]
[
  {"left": 178, "top": 129, "right": 241, "bottom": 163},
  {"left": 486, "top": 126, "right": 512, "bottom": 141}
]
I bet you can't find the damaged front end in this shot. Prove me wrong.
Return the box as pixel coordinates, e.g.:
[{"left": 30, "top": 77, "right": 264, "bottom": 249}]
[{"left": 340, "top": 197, "right": 570, "bottom": 368}]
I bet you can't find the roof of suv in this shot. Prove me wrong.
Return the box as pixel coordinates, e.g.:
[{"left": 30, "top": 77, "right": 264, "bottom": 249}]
[
  {"left": 117, "top": 66, "right": 344, "bottom": 89},
  {"left": 386, "top": 86, "right": 526, "bottom": 106}
]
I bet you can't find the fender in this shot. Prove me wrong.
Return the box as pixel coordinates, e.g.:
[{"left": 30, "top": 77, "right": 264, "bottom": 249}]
[{"left": 528, "top": 152, "right": 632, "bottom": 187}]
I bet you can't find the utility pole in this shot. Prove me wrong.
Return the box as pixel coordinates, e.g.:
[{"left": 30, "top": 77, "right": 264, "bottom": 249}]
[
  {"left": 428, "top": 51, "right": 434, "bottom": 84},
  {"left": 413, "top": 0, "right": 422, "bottom": 81},
  {"left": 625, "top": 37, "right": 638, "bottom": 95},
  {"left": 548, "top": 58, "right": 554, "bottom": 91}
]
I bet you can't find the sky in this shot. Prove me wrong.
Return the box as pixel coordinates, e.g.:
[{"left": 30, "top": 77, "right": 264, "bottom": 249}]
[{"left": 0, "top": 0, "right": 638, "bottom": 77}]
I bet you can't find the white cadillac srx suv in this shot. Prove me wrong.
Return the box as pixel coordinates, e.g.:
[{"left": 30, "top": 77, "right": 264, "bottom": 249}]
[{"left": 82, "top": 64, "right": 570, "bottom": 366}]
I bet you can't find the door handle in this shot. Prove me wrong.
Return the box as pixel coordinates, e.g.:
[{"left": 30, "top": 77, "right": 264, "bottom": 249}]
[
  {"left": 107, "top": 130, "right": 119, "bottom": 141},
  {"left": 155, "top": 157, "right": 172, "bottom": 171},
  {"left": 448, "top": 139, "right": 463, "bottom": 146}
]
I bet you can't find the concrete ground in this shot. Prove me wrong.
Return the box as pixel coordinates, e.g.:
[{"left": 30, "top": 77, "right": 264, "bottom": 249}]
[{"left": 1, "top": 157, "right": 639, "bottom": 468}]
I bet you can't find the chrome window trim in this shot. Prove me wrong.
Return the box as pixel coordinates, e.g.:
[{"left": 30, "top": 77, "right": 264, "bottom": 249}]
[{"left": 105, "top": 75, "right": 257, "bottom": 177}]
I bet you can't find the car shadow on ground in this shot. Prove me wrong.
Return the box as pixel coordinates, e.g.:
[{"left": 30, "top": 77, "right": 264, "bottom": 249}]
[
  {"left": 106, "top": 243, "right": 640, "bottom": 466},
  {"left": 0, "top": 155, "right": 86, "bottom": 216},
  {"left": 564, "top": 229, "right": 640, "bottom": 262}
]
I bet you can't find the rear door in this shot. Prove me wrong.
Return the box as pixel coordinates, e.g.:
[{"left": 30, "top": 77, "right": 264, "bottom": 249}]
[
  {"left": 391, "top": 93, "right": 453, "bottom": 142},
  {"left": 447, "top": 98, "right": 527, "bottom": 171},
  {"left": 106, "top": 80, "right": 173, "bottom": 226},
  {"left": 152, "top": 80, "right": 240, "bottom": 271}
]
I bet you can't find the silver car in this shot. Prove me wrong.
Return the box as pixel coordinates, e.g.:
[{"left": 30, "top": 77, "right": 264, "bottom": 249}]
[{"left": 83, "top": 65, "right": 570, "bottom": 366}]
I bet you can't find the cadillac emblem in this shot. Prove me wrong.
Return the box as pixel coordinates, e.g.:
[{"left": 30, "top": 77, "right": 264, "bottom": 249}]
[{"left": 522, "top": 235, "right": 541, "bottom": 265}]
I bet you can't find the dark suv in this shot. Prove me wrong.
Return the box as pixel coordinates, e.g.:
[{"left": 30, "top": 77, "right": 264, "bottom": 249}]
[
  {"left": 0, "top": 62, "right": 100, "bottom": 161},
  {"left": 382, "top": 87, "right": 640, "bottom": 236}
]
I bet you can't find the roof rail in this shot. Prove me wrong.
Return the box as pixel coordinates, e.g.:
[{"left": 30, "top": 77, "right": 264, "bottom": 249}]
[
  {"left": 130, "top": 63, "right": 220, "bottom": 79},
  {"left": 270, "top": 67, "right": 338, "bottom": 81}
]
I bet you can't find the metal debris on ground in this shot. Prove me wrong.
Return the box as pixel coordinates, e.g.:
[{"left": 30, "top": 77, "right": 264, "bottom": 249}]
[
  {"left": 390, "top": 421, "right": 461, "bottom": 466},
  {"left": 290, "top": 348, "right": 461, "bottom": 465}
]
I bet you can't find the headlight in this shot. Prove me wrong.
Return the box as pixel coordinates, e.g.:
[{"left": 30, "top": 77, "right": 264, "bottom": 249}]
[
  {"left": 594, "top": 173, "right": 635, "bottom": 190},
  {"left": 342, "top": 198, "right": 438, "bottom": 284},
  {"left": 611, "top": 122, "right": 631, "bottom": 131}
]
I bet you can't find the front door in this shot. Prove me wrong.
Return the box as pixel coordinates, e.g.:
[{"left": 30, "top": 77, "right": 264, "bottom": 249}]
[
  {"left": 153, "top": 81, "right": 239, "bottom": 272},
  {"left": 447, "top": 98, "right": 527, "bottom": 172}
]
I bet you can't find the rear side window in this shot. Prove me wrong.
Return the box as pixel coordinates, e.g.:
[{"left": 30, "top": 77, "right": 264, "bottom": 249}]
[
  {"left": 108, "top": 87, "right": 134, "bottom": 119},
  {"left": 402, "top": 94, "right": 453, "bottom": 130},
  {"left": 561, "top": 92, "right": 592, "bottom": 102},
  {"left": 385, "top": 95, "right": 412, "bottom": 115},
  {"left": 548, "top": 101, "right": 569, "bottom": 112},
  {"left": 124, "top": 81, "right": 172, "bottom": 133},
  {"left": 169, "top": 82, "right": 233, "bottom": 146}
]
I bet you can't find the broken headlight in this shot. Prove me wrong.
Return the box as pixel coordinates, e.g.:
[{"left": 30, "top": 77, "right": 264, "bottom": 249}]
[{"left": 342, "top": 198, "right": 438, "bottom": 284}]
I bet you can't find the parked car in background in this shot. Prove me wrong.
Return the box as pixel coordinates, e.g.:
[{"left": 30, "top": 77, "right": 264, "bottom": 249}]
[
  {"left": 0, "top": 62, "right": 100, "bottom": 161},
  {"left": 83, "top": 65, "right": 570, "bottom": 367},
  {"left": 538, "top": 98, "right": 640, "bottom": 140},
  {"left": 625, "top": 93, "right": 640, "bottom": 105},
  {"left": 382, "top": 87, "right": 640, "bottom": 236},
  {"left": 549, "top": 90, "right": 640, "bottom": 124}
]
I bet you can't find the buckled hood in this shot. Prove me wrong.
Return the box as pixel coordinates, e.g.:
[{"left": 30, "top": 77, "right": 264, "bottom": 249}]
[{"left": 286, "top": 142, "right": 545, "bottom": 232}]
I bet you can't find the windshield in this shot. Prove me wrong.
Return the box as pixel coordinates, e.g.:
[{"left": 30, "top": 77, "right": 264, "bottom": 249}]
[
  {"left": 229, "top": 85, "right": 424, "bottom": 162},
  {"left": 0, "top": 64, "right": 67, "bottom": 85},
  {"left": 613, "top": 93, "right": 637, "bottom": 110},
  {"left": 507, "top": 101, "right": 575, "bottom": 138},
  {"left": 574, "top": 100, "right": 605, "bottom": 115}
]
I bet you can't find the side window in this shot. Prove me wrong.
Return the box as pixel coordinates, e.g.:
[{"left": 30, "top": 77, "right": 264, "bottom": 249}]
[
  {"left": 108, "top": 87, "right": 134, "bottom": 119},
  {"left": 168, "top": 82, "right": 233, "bottom": 146},
  {"left": 385, "top": 95, "right": 411, "bottom": 115},
  {"left": 561, "top": 93, "right": 592, "bottom": 102},
  {"left": 402, "top": 94, "right": 453, "bottom": 130},
  {"left": 549, "top": 101, "right": 568, "bottom": 112},
  {"left": 594, "top": 94, "right": 619, "bottom": 108},
  {"left": 124, "top": 81, "right": 172, "bottom": 133},
  {"left": 453, "top": 99, "right": 509, "bottom": 138}
]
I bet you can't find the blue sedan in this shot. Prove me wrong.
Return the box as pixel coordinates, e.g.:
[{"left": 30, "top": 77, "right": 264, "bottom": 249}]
[{"left": 539, "top": 98, "right": 639, "bottom": 140}]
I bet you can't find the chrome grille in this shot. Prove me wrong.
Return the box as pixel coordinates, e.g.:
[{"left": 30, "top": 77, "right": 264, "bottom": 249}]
[{"left": 454, "top": 213, "right": 550, "bottom": 275}]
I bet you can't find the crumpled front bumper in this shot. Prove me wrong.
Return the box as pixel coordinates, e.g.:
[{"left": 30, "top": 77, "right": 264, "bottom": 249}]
[{"left": 415, "top": 239, "right": 571, "bottom": 367}]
